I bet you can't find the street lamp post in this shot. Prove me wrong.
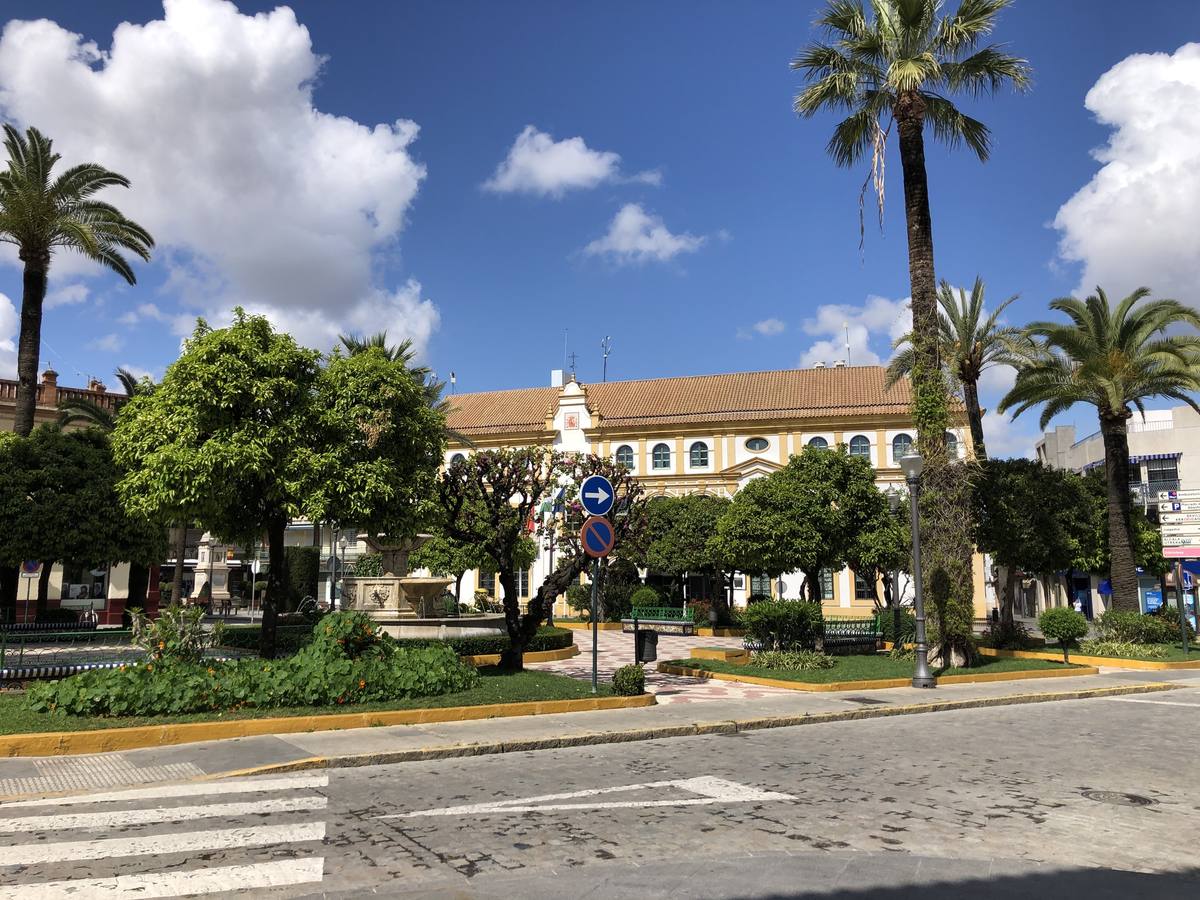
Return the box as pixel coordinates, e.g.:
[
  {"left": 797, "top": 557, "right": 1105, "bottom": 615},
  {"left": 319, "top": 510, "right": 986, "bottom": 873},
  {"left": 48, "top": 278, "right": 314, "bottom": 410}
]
[
  {"left": 899, "top": 452, "right": 936, "bottom": 689},
  {"left": 337, "top": 534, "right": 348, "bottom": 611}
]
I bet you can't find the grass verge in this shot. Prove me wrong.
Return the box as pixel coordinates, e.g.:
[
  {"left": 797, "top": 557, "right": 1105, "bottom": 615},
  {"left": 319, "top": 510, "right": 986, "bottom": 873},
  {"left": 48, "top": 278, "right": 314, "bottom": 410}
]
[
  {"left": 0, "top": 668, "right": 610, "bottom": 736},
  {"left": 663, "top": 653, "right": 1080, "bottom": 684}
]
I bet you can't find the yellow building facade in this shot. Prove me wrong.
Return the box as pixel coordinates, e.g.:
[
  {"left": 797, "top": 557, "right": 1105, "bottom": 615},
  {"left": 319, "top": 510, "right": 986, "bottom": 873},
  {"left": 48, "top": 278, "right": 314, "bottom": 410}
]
[{"left": 444, "top": 365, "right": 989, "bottom": 619}]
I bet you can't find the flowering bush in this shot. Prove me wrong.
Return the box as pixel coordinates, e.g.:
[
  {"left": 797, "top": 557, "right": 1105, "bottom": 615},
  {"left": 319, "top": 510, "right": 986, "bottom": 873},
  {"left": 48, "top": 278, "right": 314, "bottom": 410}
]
[
  {"left": 130, "top": 604, "right": 222, "bottom": 664},
  {"left": 27, "top": 611, "right": 478, "bottom": 717}
]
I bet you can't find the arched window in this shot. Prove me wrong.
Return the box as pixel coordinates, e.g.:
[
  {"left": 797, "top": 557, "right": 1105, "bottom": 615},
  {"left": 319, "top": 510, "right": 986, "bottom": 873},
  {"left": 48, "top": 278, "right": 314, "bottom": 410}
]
[
  {"left": 450, "top": 453, "right": 466, "bottom": 465},
  {"left": 849, "top": 435, "right": 871, "bottom": 459},
  {"left": 689, "top": 441, "right": 709, "bottom": 467},
  {"left": 891, "top": 433, "right": 913, "bottom": 461},
  {"left": 652, "top": 443, "right": 671, "bottom": 470},
  {"left": 615, "top": 445, "right": 634, "bottom": 469},
  {"left": 807, "top": 436, "right": 829, "bottom": 450},
  {"left": 745, "top": 437, "right": 769, "bottom": 452},
  {"left": 945, "top": 432, "right": 959, "bottom": 456}
]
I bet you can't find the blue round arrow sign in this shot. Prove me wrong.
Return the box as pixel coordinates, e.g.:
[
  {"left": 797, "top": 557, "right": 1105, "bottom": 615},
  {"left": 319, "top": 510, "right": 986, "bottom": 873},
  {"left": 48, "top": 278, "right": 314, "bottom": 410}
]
[
  {"left": 579, "top": 474, "right": 615, "bottom": 517},
  {"left": 581, "top": 516, "right": 615, "bottom": 558}
]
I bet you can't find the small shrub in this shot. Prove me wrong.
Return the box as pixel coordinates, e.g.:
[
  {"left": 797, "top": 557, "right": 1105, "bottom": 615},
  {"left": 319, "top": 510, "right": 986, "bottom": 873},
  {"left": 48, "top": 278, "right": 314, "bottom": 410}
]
[
  {"left": 630, "top": 586, "right": 661, "bottom": 610},
  {"left": 742, "top": 600, "right": 824, "bottom": 651},
  {"left": 1078, "top": 640, "right": 1167, "bottom": 659},
  {"left": 751, "top": 650, "right": 836, "bottom": 671},
  {"left": 1150, "top": 604, "right": 1197, "bottom": 642},
  {"left": 565, "top": 584, "right": 591, "bottom": 618},
  {"left": 689, "top": 600, "right": 714, "bottom": 625},
  {"left": 879, "top": 609, "right": 916, "bottom": 645},
  {"left": 37, "top": 608, "right": 80, "bottom": 625},
  {"left": 747, "top": 593, "right": 771, "bottom": 604},
  {"left": 612, "top": 664, "right": 645, "bottom": 695},
  {"left": 1096, "top": 610, "right": 1192, "bottom": 645},
  {"left": 353, "top": 553, "right": 384, "bottom": 577},
  {"left": 130, "top": 605, "right": 223, "bottom": 665},
  {"left": 1038, "top": 608, "right": 1089, "bottom": 662},
  {"left": 981, "top": 618, "right": 1037, "bottom": 650}
]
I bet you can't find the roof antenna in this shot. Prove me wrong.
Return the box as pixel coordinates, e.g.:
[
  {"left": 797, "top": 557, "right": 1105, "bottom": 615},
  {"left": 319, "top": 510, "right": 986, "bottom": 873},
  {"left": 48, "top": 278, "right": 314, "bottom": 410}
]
[
  {"left": 844, "top": 321, "right": 851, "bottom": 366},
  {"left": 601, "top": 335, "right": 612, "bottom": 382},
  {"left": 450, "top": 371, "right": 456, "bottom": 394}
]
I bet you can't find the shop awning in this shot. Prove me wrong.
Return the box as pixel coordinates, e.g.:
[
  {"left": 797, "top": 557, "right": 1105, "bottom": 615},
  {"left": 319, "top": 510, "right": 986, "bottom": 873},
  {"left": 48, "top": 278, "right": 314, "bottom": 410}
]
[{"left": 1129, "top": 452, "right": 1182, "bottom": 464}]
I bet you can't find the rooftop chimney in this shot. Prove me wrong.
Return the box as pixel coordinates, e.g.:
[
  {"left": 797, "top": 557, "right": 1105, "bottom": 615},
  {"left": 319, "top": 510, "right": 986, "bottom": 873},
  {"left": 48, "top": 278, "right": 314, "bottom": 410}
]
[
  {"left": 812, "top": 361, "right": 826, "bottom": 369},
  {"left": 87, "top": 377, "right": 107, "bottom": 393},
  {"left": 550, "top": 369, "right": 564, "bottom": 387},
  {"left": 833, "top": 360, "right": 846, "bottom": 368},
  {"left": 41, "top": 368, "right": 58, "bottom": 386}
]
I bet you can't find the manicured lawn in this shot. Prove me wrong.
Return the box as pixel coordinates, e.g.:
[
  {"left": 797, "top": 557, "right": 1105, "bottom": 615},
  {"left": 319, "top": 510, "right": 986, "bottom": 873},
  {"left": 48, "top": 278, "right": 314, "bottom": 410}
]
[
  {"left": 664, "top": 653, "right": 1081, "bottom": 684},
  {"left": 0, "top": 668, "right": 611, "bottom": 736}
]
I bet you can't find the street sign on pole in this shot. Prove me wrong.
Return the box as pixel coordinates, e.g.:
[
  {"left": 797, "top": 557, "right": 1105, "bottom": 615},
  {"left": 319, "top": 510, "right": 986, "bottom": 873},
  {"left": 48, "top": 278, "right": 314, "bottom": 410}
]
[
  {"left": 580, "top": 516, "right": 616, "bottom": 558},
  {"left": 1159, "top": 501, "right": 1200, "bottom": 512},
  {"left": 1160, "top": 513, "right": 1200, "bottom": 524},
  {"left": 1159, "top": 489, "right": 1200, "bottom": 501},
  {"left": 1164, "top": 547, "right": 1200, "bottom": 559},
  {"left": 19, "top": 560, "right": 40, "bottom": 578},
  {"left": 579, "top": 474, "right": 615, "bottom": 517}
]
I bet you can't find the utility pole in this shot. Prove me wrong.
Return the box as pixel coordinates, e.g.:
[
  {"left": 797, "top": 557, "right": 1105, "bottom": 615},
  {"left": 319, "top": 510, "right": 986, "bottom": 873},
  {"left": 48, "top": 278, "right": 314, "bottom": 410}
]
[
  {"left": 601, "top": 336, "right": 612, "bottom": 382},
  {"left": 568, "top": 351, "right": 578, "bottom": 379}
]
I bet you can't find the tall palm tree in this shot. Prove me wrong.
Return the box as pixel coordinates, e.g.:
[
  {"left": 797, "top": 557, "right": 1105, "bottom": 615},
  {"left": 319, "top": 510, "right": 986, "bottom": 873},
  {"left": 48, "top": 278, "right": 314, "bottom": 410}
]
[
  {"left": 0, "top": 125, "right": 154, "bottom": 436},
  {"left": 886, "top": 277, "right": 1026, "bottom": 460},
  {"left": 793, "top": 0, "right": 1029, "bottom": 462},
  {"left": 998, "top": 288, "right": 1200, "bottom": 612}
]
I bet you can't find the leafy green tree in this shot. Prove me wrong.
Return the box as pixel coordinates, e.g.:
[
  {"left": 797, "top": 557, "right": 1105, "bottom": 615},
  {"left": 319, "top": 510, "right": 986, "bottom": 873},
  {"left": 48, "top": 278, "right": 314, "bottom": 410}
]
[
  {"left": 886, "top": 278, "right": 1027, "bottom": 460},
  {"left": 713, "top": 445, "right": 883, "bottom": 602},
  {"left": 436, "top": 448, "right": 646, "bottom": 670},
  {"left": 410, "top": 531, "right": 488, "bottom": 605},
  {"left": 639, "top": 494, "right": 731, "bottom": 617},
  {"left": 973, "top": 459, "right": 1092, "bottom": 625},
  {"left": 793, "top": 0, "right": 1029, "bottom": 660},
  {"left": 1072, "top": 470, "right": 1167, "bottom": 580},
  {"left": 0, "top": 427, "right": 165, "bottom": 621},
  {"left": 999, "top": 288, "right": 1200, "bottom": 611},
  {"left": 847, "top": 498, "right": 909, "bottom": 611},
  {"left": 113, "top": 312, "right": 444, "bottom": 657},
  {"left": 0, "top": 125, "right": 154, "bottom": 436}
]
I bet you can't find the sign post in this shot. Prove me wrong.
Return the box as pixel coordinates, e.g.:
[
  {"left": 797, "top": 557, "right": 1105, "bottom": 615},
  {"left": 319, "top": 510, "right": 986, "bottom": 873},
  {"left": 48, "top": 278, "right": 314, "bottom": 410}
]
[
  {"left": 1176, "top": 560, "right": 1191, "bottom": 655},
  {"left": 580, "top": 490, "right": 616, "bottom": 694}
]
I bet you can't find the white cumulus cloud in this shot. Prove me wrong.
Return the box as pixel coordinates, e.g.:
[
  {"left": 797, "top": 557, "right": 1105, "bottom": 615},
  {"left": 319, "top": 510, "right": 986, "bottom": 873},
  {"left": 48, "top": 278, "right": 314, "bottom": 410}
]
[
  {"left": 736, "top": 318, "right": 786, "bottom": 340},
  {"left": 0, "top": 0, "right": 437, "bottom": 355},
  {"left": 583, "top": 203, "right": 705, "bottom": 265},
  {"left": 0, "top": 292, "right": 17, "bottom": 377},
  {"left": 796, "top": 294, "right": 911, "bottom": 369},
  {"left": 484, "top": 125, "right": 660, "bottom": 198},
  {"left": 1054, "top": 42, "right": 1200, "bottom": 304},
  {"left": 45, "top": 283, "right": 90, "bottom": 309},
  {"left": 88, "top": 333, "right": 122, "bottom": 353}
]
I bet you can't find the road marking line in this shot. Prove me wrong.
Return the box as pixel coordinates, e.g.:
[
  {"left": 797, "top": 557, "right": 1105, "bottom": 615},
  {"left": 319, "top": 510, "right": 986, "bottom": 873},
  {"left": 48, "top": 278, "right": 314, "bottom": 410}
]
[
  {"left": 0, "top": 795, "right": 326, "bottom": 832},
  {"left": 1106, "top": 697, "right": 1200, "bottom": 708},
  {"left": 0, "top": 774, "right": 329, "bottom": 808},
  {"left": 381, "top": 776, "right": 794, "bottom": 819},
  {"left": 0, "top": 821, "right": 325, "bottom": 866},
  {"left": 0, "top": 857, "right": 325, "bottom": 899}
]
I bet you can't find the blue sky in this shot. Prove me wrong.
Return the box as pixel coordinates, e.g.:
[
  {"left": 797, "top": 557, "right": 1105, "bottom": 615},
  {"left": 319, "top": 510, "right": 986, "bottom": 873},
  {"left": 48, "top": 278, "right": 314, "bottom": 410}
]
[{"left": 1, "top": 0, "right": 1198, "bottom": 457}]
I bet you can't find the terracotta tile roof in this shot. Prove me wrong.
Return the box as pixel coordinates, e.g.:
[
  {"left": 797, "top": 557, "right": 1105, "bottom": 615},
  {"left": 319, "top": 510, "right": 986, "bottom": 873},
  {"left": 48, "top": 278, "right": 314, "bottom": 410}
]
[{"left": 446, "top": 366, "right": 914, "bottom": 436}]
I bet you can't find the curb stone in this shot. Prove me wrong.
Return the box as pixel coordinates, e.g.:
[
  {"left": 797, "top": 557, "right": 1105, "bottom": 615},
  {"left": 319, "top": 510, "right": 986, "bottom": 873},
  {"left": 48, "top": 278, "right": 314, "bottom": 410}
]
[{"left": 206, "top": 680, "right": 1180, "bottom": 780}]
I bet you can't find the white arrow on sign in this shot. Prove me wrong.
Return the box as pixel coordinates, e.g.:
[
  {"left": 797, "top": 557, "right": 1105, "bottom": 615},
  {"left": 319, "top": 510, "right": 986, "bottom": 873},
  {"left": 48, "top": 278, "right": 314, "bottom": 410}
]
[
  {"left": 1158, "top": 489, "right": 1200, "bottom": 501},
  {"left": 584, "top": 485, "right": 611, "bottom": 506},
  {"left": 1160, "top": 513, "right": 1200, "bottom": 524},
  {"left": 377, "top": 777, "right": 794, "bottom": 819}
]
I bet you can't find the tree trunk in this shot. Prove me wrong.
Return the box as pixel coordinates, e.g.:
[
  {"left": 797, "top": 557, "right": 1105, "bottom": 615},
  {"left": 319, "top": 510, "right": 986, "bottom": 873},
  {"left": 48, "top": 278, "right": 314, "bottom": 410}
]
[
  {"left": 260, "top": 514, "right": 287, "bottom": 659},
  {"left": 170, "top": 523, "right": 187, "bottom": 605},
  {"left": 454, "top": 571, "right": 463, "bottom": 605},
  {"left": 497, "top": 569, "right": 525, "bottom": 672},
  {"left": 1001, "top": 569, "right": 1017, "bottom": 627},
  {"left": 1101, "top": 412, "right": 1139, "bottom": 612},
  {"left": 13, "top": 255, "right": 48, "bottom": 437},
  {"left": 963, "top": 378, "right": 987, "bottom": 461},
  {"left": 127, "top": 562, "right": 150, "bottom": 611},
  {"left": 712, "top": 570, "right": 731, "bottom": 623},
  {"left": 35, "top": 563, "right": 52, "bottom": 620},
  {"left": 0, "top": 566, "right": 17, "bottom": 624},
  {"left": 803, "top": 570, "right": 820, "bottom": 603}
]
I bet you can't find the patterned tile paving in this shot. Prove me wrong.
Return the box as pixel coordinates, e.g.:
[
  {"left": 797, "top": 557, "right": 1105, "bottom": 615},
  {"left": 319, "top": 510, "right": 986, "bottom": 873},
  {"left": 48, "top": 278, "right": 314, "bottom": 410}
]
[{"left": 532, "top": 629, "right": 791, "bottom": 703}]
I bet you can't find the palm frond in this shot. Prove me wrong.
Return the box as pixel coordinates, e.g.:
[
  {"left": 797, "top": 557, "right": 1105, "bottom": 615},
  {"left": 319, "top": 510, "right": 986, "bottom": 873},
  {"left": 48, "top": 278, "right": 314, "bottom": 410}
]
[{"left": 921, "top": 91, "right": 990, "bottom": 160}]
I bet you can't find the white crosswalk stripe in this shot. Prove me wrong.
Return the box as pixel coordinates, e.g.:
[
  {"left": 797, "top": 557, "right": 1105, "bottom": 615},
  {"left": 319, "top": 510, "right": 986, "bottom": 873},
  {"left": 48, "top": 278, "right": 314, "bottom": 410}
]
[{"left": 0, "top": 773, "right": 327, "bottom": 896}]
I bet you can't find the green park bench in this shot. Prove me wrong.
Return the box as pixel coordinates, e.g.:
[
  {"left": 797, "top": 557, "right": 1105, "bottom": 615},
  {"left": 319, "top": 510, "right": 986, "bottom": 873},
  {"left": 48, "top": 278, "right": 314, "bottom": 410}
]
[{"left": 622, "top": 606, "right": 694, "bottom": 636}]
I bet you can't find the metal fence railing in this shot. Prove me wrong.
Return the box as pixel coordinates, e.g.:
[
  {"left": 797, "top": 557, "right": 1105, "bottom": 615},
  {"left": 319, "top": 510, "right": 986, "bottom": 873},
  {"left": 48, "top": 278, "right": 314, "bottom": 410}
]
[{"left": 0, "top": 629, "right": 141, "bottom": 677}]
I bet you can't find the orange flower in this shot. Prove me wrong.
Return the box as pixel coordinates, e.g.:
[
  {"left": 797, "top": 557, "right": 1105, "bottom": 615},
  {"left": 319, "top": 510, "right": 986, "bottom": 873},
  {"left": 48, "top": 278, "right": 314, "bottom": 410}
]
[
  {"left": 158, "top": 641, "right": 165, "bottom": 650},
  {"left": 338, "top": 696, "right": 345, "bottom": 704},
  {"left": 146, "top": 664, "right": 154, "bottom": 672},
  {"left": 358, "top": 679, "right": 365, "bottom": 690}
]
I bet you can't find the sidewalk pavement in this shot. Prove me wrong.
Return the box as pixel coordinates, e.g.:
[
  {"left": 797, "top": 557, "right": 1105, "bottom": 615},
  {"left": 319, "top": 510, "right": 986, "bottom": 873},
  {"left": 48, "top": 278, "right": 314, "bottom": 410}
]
[{"left": 1, "top": 666, "right": 1192, "bottom": 801}]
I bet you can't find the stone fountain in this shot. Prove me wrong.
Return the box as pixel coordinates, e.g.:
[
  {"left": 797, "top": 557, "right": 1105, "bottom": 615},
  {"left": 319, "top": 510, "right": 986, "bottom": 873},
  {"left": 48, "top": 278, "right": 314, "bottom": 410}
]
[{"left": 341, "top": 533, "right": 505, "bottom": 640}]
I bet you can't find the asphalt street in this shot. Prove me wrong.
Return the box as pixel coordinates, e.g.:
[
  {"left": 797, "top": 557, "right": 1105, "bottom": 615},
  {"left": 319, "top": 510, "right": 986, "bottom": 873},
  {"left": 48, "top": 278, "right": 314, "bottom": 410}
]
[{"left": 1, "top": 687, "right": 1198, "bottom": 898}]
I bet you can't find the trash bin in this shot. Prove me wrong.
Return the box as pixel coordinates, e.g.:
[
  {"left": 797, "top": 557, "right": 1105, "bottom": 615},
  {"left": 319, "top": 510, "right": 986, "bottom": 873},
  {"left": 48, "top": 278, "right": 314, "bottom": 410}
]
[{"left": 636, "top": 628, "right": 658, "bottom": 663}]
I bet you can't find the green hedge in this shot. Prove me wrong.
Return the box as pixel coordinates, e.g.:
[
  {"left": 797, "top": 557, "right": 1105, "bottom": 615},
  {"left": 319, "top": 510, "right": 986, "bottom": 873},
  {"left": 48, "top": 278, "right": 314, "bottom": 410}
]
[
  {"left": 285, "top": 546, "right": 321, "bottom": 609},
  {"left": 742, "top": 600, "right": 824, "bottom": 650},
  {"left": 219, "top": 624, "right": 313, "bottom": 655},
  {"left": 404, "top": 626, "right": 574, "bottom": 657},
  {"left": 1096, "top": 610, "right": 1194, "bottom": 644},
  {"left": 27, "top": 612, "right": 479, "bottom": 717}
]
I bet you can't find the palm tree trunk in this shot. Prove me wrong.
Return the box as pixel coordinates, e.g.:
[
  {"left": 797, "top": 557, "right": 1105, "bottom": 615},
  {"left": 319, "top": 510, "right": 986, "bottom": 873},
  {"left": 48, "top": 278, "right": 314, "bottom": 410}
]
[
  {"left": 13, "top": 255, "right": 49, "bottom": 437},
  {"left": 963, "top": 378, "right": 988, "bottom": 461},
  {"left": 1100, "top": 412, "right": 1139, "bottom": 612},
  {"left": 894, "top": 95, "right": 946, "bottom": 456},
  {"left": 171, "top": 523, "right": 187, "bottom": 605}
]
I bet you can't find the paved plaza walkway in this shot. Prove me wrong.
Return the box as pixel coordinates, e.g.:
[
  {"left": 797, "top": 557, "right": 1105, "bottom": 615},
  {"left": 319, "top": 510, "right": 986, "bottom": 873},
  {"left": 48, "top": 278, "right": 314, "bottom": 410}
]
[{"left": 532, "top": 626, "right": 793, "bottom": 703}]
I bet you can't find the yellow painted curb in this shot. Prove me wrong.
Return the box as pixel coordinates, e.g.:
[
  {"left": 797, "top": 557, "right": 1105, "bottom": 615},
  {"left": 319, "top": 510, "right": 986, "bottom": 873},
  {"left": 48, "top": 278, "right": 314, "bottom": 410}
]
[
  {"left": 694, "top": 627, "right": 746, "bottom": 638},
  {"left": 978, "top": 646, "right": 1200, "bottom": 670},
  {"left": 462, "top": 645, "right": 579, "bottom": 666},
  {"left": 0, "top": 693, "right": 657, "bottom": 759},
  {"left": 691, "top": 647, "right": 750, "bottom": 664},
  {"left": 657, "top": 663, "right": 1099, "bottom": 692},
  {"left": 554, "top": 621, "right": 624, "bottom": 631}
]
